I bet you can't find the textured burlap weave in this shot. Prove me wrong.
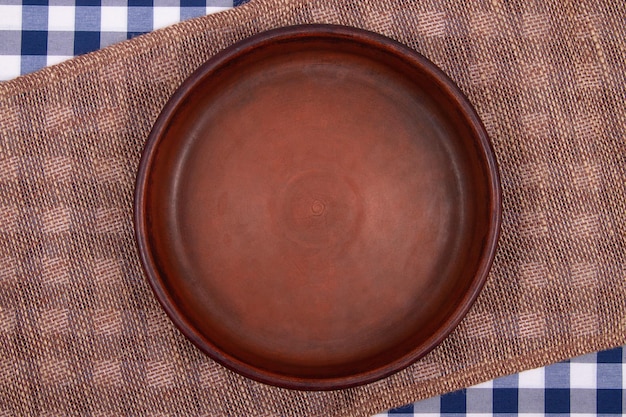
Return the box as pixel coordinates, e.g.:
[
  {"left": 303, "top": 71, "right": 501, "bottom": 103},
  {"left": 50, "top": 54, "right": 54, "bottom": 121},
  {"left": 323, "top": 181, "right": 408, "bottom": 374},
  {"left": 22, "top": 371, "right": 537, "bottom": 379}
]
[{"left": 0, "top": 0, "right": 625, "bottom": 415}]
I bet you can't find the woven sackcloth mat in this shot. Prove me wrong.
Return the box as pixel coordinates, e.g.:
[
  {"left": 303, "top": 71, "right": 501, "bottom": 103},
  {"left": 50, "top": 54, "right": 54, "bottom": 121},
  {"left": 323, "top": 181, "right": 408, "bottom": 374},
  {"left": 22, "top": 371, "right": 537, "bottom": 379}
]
[{"left": 1, "top": 0, "right": 625, "bottom": 415}]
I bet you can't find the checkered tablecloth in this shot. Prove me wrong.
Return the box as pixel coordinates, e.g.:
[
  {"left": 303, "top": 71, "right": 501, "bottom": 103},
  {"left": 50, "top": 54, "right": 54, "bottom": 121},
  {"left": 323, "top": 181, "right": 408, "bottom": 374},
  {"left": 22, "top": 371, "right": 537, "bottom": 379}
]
[
  {"left": 0, "top": 0, "right": 235, "bottom": 80},
  {"left": 376, "top": 347, "right": 625, "bottom": 416},
  {"left": 0, "top": 2, "right": 624, "bottom": 415}
]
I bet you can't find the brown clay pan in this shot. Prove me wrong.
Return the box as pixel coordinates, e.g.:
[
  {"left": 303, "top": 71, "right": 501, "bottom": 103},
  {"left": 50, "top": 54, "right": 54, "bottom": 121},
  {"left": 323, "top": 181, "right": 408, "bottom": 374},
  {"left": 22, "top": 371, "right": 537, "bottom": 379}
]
[{"left": 135, "top": 24, "right": 501, "bottom": 390}]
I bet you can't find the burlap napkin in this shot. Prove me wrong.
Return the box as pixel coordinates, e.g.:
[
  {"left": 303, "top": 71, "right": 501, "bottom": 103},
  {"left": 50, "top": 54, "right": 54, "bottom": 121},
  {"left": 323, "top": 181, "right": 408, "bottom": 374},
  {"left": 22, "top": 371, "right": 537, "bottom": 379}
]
[{"left": 1, "top": 0, "right": 624, "bottom": 415}]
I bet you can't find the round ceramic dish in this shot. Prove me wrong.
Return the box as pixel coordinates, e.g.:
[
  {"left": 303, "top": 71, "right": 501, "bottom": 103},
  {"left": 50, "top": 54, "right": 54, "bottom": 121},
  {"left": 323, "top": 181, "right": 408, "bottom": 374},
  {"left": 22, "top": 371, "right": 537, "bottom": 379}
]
[{"left": 134, "top": 24, "right": 501, "bottom": 390}]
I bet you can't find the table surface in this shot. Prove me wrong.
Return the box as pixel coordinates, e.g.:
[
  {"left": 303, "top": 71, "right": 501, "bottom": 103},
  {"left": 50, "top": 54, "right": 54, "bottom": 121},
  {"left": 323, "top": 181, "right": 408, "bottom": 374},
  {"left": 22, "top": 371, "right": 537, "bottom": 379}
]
[{"left": 0, "top": 1, "right": 623, "bottom": 415}]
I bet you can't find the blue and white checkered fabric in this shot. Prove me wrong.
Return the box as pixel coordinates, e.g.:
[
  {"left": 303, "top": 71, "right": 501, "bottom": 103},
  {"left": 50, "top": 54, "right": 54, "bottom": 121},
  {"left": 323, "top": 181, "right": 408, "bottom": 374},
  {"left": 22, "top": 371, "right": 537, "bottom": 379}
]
[
  {"left": 378, "top": 347, "right": 625, "bottom": 416},
  {"left": 0, "top": 0, "right": 240, "bottom": 80},
  {"left": 0, "top": 2, "right": 624, "bottom": 415}
]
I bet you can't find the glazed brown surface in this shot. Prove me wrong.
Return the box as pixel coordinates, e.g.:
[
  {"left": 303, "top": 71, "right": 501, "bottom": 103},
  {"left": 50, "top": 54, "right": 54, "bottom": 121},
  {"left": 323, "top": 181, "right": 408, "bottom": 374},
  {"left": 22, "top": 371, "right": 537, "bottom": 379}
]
[{"left": 135, "top": 25, "right": 500, "bottom": 390}]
